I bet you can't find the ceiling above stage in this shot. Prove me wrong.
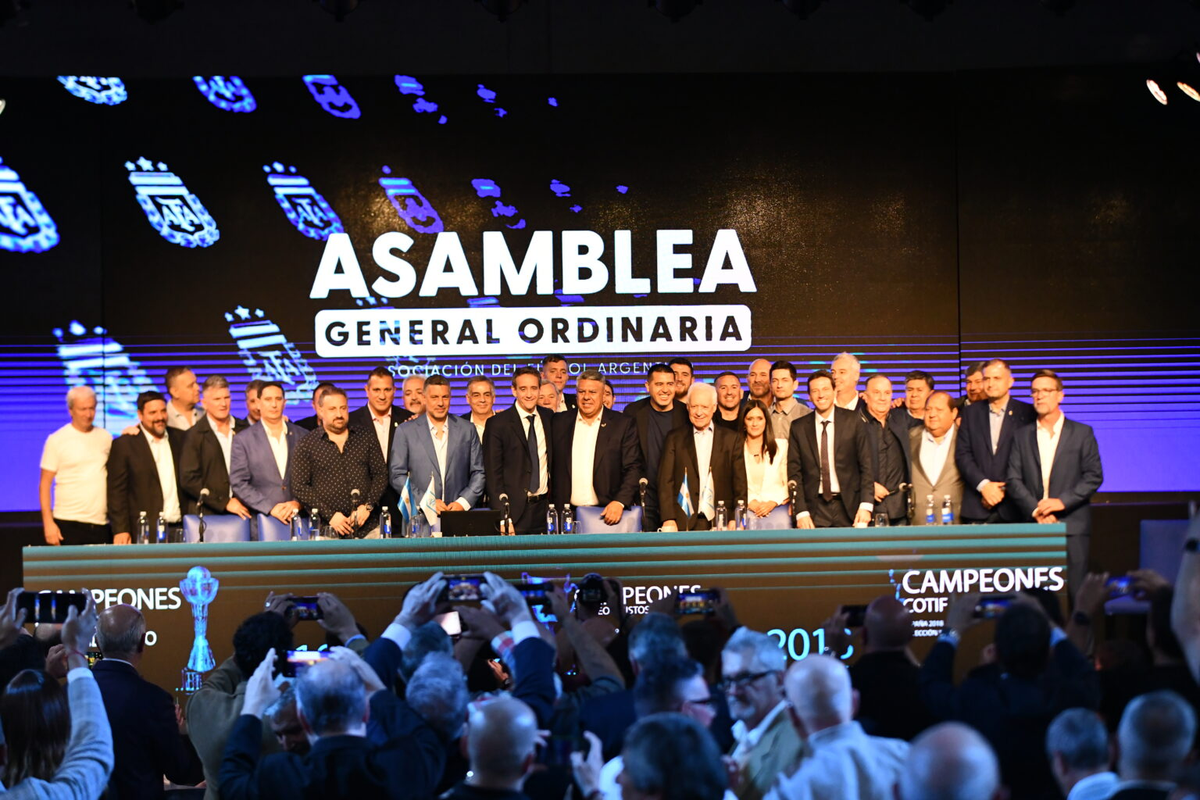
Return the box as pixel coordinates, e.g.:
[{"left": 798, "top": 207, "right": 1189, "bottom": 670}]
[{"left": 0, "top": 0, "right": 1197, "bottom": 77}]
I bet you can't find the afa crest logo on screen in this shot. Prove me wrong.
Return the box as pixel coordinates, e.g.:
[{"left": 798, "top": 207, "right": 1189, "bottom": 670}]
[
  {"left": 193, "top": 76, "right": 257, "bottom": 113},
  {"left": 126, "top": 158, "right": 220, "bottom": 248},
  {"left": 264, "top": 163, "right": 344, "bottom": 241},
  {"left": 57, "top": 76, "right": 128, "bottom": 106},
  {"left": 303, "top": 75, "right": 361, "bottom": 119},
  {"left": 0, "top": 158, "right": 60, "bottom": 253}
]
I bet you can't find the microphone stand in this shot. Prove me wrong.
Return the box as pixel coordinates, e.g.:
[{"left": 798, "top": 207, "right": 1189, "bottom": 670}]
[
  {"left": 638, "top": 480, "right": 648, "bottom": 532},
  {"left": 197, "top": 488, "right": 209, "bottom": 543}
]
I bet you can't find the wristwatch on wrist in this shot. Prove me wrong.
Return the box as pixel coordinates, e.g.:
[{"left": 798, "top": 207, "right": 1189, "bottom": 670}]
[{"left": 1072, "top": 610, "right": 1091, "bottom": 627}]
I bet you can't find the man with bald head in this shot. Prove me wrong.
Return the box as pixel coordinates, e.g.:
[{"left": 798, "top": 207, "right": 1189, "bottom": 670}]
[
  {"left": 92, "top": 603, "right": 204, "bottom": 798},
  {"left": 443, "top": 697, "right": 540, "bottom": 800},
  {"left": 897, "top": 723, "right": 1003, "bottom": 800},
  {"left": 659, "top": 382, "right": 747, "bottom": 531},
  {"left": 747, "top": 358, "right": 772, "bottom": 406},
  {"left": 909, "top": 391, "right": 964, "bottom": 525},
  {"left": 766, "top": 656, "right": 908, "bottom": 800},
  {"left": 824, "top": 596, "right": 932, "bottom": 741}
]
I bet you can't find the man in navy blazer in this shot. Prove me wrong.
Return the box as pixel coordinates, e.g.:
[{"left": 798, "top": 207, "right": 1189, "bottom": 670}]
[
  {"left": 1007, "top": 370, "right": 1103, "bottom": 590},
  {"left": 229, "top": 382, "right": 306, "bottom": 530},
  {"left": 389, "top": 375, "right": 485, "bottom": 535},
  {"left": 956, "top": 359, "right": 1037, "bottom": 523},
  {"left": 483, "top": 368, "right": 554, "bottom": 534},
  {"left": 93, "top": 603, "right": 204, "bottom": 799},
  {"left": 550, "top": 370, "right": 643, "bottom": 526}
]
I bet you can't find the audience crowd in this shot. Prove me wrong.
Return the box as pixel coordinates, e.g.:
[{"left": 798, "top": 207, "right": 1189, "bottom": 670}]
[{"left": 3, "top": 538, "right": 1200, "bottom": 800}]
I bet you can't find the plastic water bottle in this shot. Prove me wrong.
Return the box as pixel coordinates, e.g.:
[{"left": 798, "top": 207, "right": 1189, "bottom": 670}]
[
  {"left": 137, "top": 511, "right": 149, "bottom": 545},
  {"left": 735, "top": 500, "right": 749, "bottom": 530},
  {"left": 156, "top": 512, "right": 167, "bottom": 544},
  {"left": 941, "top": 495, "right": 954, "bottom": 526},
  {"left": 546, "top": 504, "right": 559, "bottom": 536},
  {"left": 289, "top": 511, "right": 299, "bottom": 541},
  {"left": 380, "top": 506, "right": 392, "bottom": 539},
  {"left": 561, "top": 505, "right": 574, "bottom": 535},
  {"left": 409, "top": 511, "right": 421, "bottom": 538},
  {"left": 310, "top": 508, "right": 320, "bottom": 539},
  {"left": 715, "top": 501, "right": 728, "bottom": 529},
  {"left": 925, "top": 495, "right": 936, "bottom": 526}
]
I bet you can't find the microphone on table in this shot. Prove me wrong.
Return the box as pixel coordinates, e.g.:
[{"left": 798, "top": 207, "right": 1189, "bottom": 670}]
[
  {"left": 498, "top": 493, "right": 511, "bottom": 534},
  {"left": 349, "top": 489, "right": 361, "bottom": 536},
  {"left": 787, "top": 480, "right": 798, "bottom": 522},
  {"left": 638, "top": 479, "right": 649, "bottom": 531},
  {"left": 198, "top": 488, "right": 209, "bottom": 542}
]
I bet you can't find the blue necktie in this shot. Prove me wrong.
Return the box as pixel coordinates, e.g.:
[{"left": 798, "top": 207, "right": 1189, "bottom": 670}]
[{"left": 526, "top": 414, "right": 540, "bottom": 493}]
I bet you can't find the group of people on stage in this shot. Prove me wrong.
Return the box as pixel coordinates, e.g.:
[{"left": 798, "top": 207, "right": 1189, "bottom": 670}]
[{"left": 38, "top": 353, "right": 1102, "bottom": 581}]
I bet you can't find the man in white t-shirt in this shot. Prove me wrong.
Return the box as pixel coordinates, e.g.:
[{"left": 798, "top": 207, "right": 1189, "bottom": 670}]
[{"left": 39, "top": 385, "right": 113, "bottom": 545}]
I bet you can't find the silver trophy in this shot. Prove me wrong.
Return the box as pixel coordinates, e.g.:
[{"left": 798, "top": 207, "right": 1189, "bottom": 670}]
[{"left": 180, "top": 566, "right": 219, "bottom": 677}]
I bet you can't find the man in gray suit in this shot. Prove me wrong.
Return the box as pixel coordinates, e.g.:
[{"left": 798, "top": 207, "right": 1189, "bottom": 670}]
[
  {"left": 389, "top": 375, "right": 486, "bottom": 535},
  {"left": 1007, "top": 370, "right": 1103, "bottom": 590},
  {"left": 909, "top": 391, "right": 963, "bottom": 525},
  {"left": 229, "top": 382, "right": 306, "bottom": 533}
]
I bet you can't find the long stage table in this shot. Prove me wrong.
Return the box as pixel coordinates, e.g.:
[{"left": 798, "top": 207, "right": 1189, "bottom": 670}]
[{"left": 24, "top": 524, "right": 1067, "bottom": 696}]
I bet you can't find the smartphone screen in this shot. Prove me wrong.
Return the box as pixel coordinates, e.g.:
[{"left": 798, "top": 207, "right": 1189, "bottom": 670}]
[
  {"left": 1106, "top": 576, "right": 1134, "bottom": 597},
  {"left": 436, "top": 611, "right": 462, "bottom": 637},
  {"left": 973, "top": 595, "right": 1015, "bottom": 619},
  {"left": 675, "top": 589, "right": 718, "bottom": 616},
  {"left": 515, "top": 581, "right": 551, "bottom": 606},
  {"left": 292, "top": 596, "right": 322, "bottom": 620},
  {"left": 16, "top": 591, "right": 88, "bottom": 624},
  {"left": 282, "top": 649, "right": 330, "bottom": 678},
  {"left": 441, "top": 575, "right": 485, "bottom": 603}
]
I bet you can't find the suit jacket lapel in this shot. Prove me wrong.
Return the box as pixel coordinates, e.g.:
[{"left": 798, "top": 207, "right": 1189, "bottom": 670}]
[
  {"left": 684, "top": 430, "right": 701, "bottom": 505},
  {"left": 593, "top": 408, "right": 611, "bottom": 474},
  {"left": 909, "top": 431, "right": 930, "bottom": 485},
  {"left": 803, "top": 415, "right": 819, "bottom": 467},
  {"left": 1047, "top": 419, "right": 1072, "bottom": 495},
  {"left": 418, "top": 420, "right": 442, "bottom": 493}
]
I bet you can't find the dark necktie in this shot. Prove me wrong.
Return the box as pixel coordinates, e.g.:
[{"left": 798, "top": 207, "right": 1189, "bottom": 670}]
[
  {"left": 526, "top": 414, "right": 540, "bottom": 493},
  {"left": 820, "top": 420, "right": 833, "bottom": 502}
]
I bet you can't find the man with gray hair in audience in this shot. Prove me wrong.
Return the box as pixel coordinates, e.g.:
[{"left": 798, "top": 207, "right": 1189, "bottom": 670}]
[
  {"left": 1045, "top": 708, "right": 1117, "bottom": 800},
  {"left": 766, "top": 655, "right": 907, "bottom": 800},
  {"left": 1109, "top": 690, "right": 1195, "bottom": 800},
  {"left": 92, "top": 603, "right": 204, "bottom": 798},
  {"left": 580, "top": 612, "right": 689, "bottom": 759},
  {"left": 265, "top": 687, "right": 309, "bottom": 756},
  {"left": 441, "top": 696, "right": 541, "bottom": 800},
  {"left": 722, "top": 628, "right": 803, "bottom": 800},
  {"left": 897, "top": 722, "right": 1002, "bottom": 800}
]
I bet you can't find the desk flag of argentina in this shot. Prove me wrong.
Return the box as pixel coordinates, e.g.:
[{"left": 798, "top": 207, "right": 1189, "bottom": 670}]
[{"left": 678, "top": 470, "right": 693, "bottom": 518}]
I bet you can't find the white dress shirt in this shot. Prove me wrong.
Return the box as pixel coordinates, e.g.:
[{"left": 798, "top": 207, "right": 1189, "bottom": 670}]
[
  {"left": 1065, "top": 771, "right": 1119, "bottom": 800},
  {"left": 988, "top": 399, "right": 1008, "bottom": 454},
  {"left": 764, "top": 721, "right": 908, "bottom": 800},
  {"left": 570, "top": 413, "right": 602, "bottom": 506},
  {"left": 369, "top": 409, "right": 391, "bottom": 459},
  {"left": 693, "top": 423, "right": 715, "bottom": 483},
  {"left": 428, "top": 417, "right": 471, "bottom": 510},
  {"left": 209, "top": 418, "right": 234, "bottom": 475},
  {"left": 522, "top": 410, "right": 549, "bottom": 495},
  {"left": 1036, "top": 412, "right": 1066, "bottom": 500},
  {"left": 835, "top": 394, "right": 860, "bottom": 411},
  {"left": 143, "top": 426, "right": 181, "bottom": 522},
  {"left": 264, "top": 422, "right": 290, "bottom": 482},
  {"left": 470, "top": 414, "right": 491, "bottom": 443},
  {"left": 918, "top": 427, "right": 955, "bottom": 487}
]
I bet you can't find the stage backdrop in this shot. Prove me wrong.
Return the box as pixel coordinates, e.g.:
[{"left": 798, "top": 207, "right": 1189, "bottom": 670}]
[{"left": 1, "top": 70, "right": 1197, "bottom": 511}]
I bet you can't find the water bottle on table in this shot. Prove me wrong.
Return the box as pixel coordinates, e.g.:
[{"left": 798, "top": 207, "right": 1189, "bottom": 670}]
[{"left": 546, "top": 504, "right": 559, "bottom": 535}]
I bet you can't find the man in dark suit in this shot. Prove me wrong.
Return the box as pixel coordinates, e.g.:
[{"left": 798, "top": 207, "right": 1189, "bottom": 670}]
[
  {"left": 859, "top": 374, "right": 909, "bottom": 524},
  {"left": 551, "top": 369, "right": 642, "bottom": 527},
  {"left": 1007, "top": 370, "right": 1104, "bottom": 590},
  {"left": 293, "top": 381, "right": 336, "bottom": 432},
  {"left": 541, "top": 355, "right": 576, "bottom": 412},
  {"left": 180, "top": 375, "right": 251, "bottom": 519},
  {"left": 93, "top": 603, "right": 204, "bottom": 799},
  {"left": 219, "top": 647, "right": 445, "bottom": 800},
  {"left": 107, "top": 391, "right": 186, "bottom": 544},
  {"left": 787, "top": 370, "right": 874, "bottom": 528},
  {"left": 921, "top": 597, "right": 1100, "bottom": 800},
  {"left": 230, "top": 381, "right": 307, "bottom": 527},
  {"left": 483, "top": 368, "right": 553, "bottom": 534},
  {"left": 348, "top": 367, "right": 413, "bottom": 513},
  {"left": 659, "top": 382, "right": 746, "bottom": 531},
  {"left": 461, "top": 377, "right": 496, "bottom": 443},
  {"left": 956, "top": 358, "right": 1037, "bottom": 523},
  {"left": 623, "top": 364, "right": 689, "bottom": 530}
]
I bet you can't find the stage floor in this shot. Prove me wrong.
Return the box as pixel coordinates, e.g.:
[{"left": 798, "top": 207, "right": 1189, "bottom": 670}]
[{"left": 24, "top": 524, "right": 1066, "bottom": 694}]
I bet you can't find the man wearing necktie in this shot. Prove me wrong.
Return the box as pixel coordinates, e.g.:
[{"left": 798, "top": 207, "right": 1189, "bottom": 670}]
[
  {"left": 659, "top": 382, "right": 747, "bottom": 531},
  {"left": 787, "top": 370, "right": 875, "bottom": 528},
  {"left": 483, "top": 368, "right": 555, "bottom": 534}
]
